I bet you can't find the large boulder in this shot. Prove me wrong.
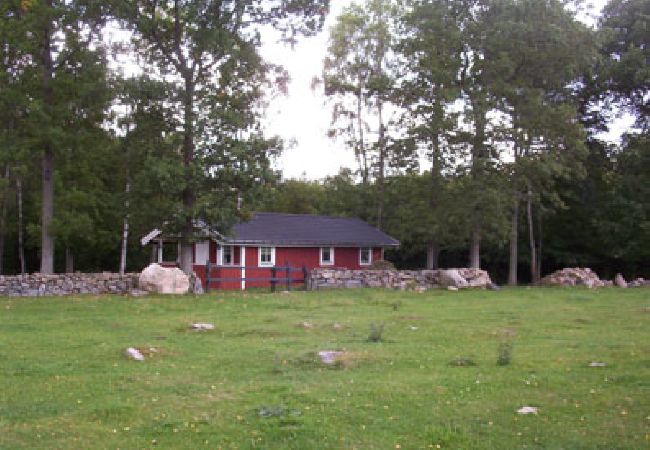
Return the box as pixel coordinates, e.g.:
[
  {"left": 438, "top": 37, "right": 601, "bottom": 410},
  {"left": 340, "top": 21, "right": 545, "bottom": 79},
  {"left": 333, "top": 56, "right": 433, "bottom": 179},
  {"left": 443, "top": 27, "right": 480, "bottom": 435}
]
[
  {"left": 438, "top": 269, "right": 469, "bottom": 288},
  {"left": 458, "top": 268, "right": 493, "bottom": 288},
  {"left": 138, "top": 263, "right": 190, "bottom": 294}
]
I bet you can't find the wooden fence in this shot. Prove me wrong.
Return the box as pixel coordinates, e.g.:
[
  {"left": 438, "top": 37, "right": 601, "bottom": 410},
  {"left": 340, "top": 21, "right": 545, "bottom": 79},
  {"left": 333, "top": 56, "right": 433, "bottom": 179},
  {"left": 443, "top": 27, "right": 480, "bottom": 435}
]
[{"left": 205, "top": 261, "right": 309, "bottom": 292}]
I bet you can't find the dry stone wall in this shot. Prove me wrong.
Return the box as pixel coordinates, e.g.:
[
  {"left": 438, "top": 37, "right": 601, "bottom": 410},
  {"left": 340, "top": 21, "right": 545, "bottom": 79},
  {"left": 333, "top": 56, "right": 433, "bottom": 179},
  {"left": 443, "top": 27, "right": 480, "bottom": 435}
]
[
  {"left": 0, "top": 273, "right": 139, "bottom": 297},
  {"left": 308, "top": 268, "right": 492, "bottom": 291}
]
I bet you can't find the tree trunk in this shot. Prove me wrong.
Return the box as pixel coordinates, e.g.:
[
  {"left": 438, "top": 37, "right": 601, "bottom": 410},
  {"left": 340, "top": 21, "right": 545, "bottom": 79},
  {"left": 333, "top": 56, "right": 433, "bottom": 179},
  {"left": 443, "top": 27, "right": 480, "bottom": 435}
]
[
  {"left": 356, "top": 80, "right": 368, "bottom": 185},
  {"left": 427, "top": 137, "right": 441, "bottom": 269},
  {"left": 536, "top": 211, "right": 543, "bottom": 282},
  {"left": 376, "top": 100, "right": 385, "bottom": 230},
  {"left": 179, "top": 77, "right": 195, "bottom": 275},
  {"left": 469, "top": 96, "right": 486, "bottom": 270},
  {"left": 119, "top": 182, "right": 130, "bottom": 274},
  {"left": 40, "top": 2, "right": 55, "bottom": 274},
  {"left": 16, "top": 177, "right": 25, "bottom": 274},
  {"left": 508, "top": 192, "right": 519, "bottom": 285},
  {"left": 65, "top": 247, "right": 74, "bottom": 273},
  {"left": 469, "top": 227, "right": 481, "bottom": 269},
  {"left": 526, "top": 189, "right": 538, "bottom": 284},
  {"left": 0, "top": 166, "right": 9, "bottom": 274},
  {"left": 426, "top": 241, "right": 439, "bottom": 269}
]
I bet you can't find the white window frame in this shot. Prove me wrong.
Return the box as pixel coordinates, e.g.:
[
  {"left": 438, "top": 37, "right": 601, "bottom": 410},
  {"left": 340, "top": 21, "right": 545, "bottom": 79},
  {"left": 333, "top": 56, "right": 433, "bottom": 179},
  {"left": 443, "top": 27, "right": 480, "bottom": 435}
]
[
  {"left": 258, "top": 246, "right": 275, "bottom": 267},
  {"left": 220, "top": 245, "right": 234, "bottom": 266},
  {"left": 359, "top": 247, "right": 372, "bottom": 266},
  {"left": 320, "top": 247, "right": 335, "bottom": 266}
]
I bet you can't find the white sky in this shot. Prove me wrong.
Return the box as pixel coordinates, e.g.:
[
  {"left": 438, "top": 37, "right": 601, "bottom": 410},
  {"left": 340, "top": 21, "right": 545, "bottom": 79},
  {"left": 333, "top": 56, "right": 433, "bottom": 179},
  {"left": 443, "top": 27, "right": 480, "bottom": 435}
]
[{"left": 261, "top": 0, "right": 629, "bottom": 180}]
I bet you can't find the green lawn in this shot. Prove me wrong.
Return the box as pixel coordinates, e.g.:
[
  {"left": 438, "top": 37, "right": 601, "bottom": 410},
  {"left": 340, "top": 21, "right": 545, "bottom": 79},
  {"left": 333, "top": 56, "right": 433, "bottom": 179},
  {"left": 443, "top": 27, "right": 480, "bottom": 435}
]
[{"left": 1, "top": 288, "right": 648, "bottom": 449}]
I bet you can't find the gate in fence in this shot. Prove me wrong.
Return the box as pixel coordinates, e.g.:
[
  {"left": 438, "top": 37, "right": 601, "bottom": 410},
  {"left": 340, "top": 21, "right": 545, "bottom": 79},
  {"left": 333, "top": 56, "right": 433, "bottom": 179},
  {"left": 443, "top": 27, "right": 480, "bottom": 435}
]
[{"left": 204, "top": 261, "right": 309, "bottom": 292}]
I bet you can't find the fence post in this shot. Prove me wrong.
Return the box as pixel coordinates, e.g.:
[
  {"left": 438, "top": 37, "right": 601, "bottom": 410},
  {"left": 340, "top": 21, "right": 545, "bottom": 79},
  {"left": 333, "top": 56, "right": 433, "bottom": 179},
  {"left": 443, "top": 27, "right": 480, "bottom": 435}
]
[
  {"left": 271, "top": 266, "right": 277, "bottom": 293},
  {"left": 205, "top": 260, "right": 211, "bottom": 293},
  {"left": 302, "top": 265, "right": 308, "bottom": 291},
  {"left": 286, "top": 261, "right": 292, "bottom": 291}
]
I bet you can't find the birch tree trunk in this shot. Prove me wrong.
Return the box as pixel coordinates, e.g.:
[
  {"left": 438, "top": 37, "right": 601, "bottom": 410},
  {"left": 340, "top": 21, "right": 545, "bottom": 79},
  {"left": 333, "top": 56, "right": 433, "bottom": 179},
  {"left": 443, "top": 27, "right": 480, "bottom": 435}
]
[
  {"left": 376, "top": 100, "right": 385, "bottom": 230},
  {"left": 526, "top": 189, "right": 538, "bottom": 284},
  {"left": 16, "top": 177, "right": 25, "bottom": 274},
  {"left": 0, "top": 166, "right": 9, "bottom": 275},
  {"left": 508, "top": 192, "right": 519, "bottom": 285},
  {"left": 119, "top": 182, "right": 130, "bottom": 274},
  {"left": 356, "top": 80, "right": 368, "bottom": 185}
]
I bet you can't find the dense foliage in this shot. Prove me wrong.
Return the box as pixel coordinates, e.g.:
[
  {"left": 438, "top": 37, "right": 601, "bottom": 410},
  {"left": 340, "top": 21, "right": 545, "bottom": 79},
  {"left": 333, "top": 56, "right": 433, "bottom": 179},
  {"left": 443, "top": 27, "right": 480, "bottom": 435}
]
[{"left": 0, "top": 0, "right": 647, "bottom": 282}]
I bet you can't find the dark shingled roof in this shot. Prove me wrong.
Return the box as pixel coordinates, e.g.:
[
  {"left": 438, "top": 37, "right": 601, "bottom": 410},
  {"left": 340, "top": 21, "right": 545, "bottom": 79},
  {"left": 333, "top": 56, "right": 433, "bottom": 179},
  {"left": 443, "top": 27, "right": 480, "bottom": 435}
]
[{"left": 225, "top": 212, "right": 399, "bottom": 247}]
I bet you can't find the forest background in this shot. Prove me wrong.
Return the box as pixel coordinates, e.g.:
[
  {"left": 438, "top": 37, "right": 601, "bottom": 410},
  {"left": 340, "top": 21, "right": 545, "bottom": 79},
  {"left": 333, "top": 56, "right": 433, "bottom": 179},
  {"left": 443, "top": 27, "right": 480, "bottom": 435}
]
[{"left": 0, "top": 0, "right": 647, "bottom": 284}]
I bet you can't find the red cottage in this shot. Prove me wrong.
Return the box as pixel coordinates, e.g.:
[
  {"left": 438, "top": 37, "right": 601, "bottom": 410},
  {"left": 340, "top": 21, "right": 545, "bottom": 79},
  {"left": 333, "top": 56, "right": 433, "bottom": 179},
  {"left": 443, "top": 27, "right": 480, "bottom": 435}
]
[{"left": 141, "top": 212, "right": 400, "bottom": 290}]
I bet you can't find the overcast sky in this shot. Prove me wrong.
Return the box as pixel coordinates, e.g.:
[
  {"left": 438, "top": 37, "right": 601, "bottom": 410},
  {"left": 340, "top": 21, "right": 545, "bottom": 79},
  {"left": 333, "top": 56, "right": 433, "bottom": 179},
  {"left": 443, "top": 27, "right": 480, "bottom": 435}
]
[{"left": 261, "top": 0, "right": 631, "bottom": 180}]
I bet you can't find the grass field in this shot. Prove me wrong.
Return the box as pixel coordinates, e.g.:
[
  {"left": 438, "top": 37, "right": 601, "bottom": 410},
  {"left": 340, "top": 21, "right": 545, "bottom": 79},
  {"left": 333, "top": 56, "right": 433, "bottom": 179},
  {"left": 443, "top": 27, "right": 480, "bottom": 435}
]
[{"left": 1, "top": 287, "right": 649, "bottom": 449}]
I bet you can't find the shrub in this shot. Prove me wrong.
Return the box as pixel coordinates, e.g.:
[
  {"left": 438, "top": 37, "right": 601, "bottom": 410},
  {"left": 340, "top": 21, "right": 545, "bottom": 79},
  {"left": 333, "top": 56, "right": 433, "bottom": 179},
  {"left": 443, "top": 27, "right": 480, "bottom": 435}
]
[
  {"left": 497, "top": 342, "right": 513, "bottom": 366},
  {"left": 449, "top": 357, "right": 477, "bottom": 367},
  {"left": 369, "top": 259, "right": 395, "bottom": 270},
  {"left": 367, "top": 323, "right": 385, "bottom": 342}
]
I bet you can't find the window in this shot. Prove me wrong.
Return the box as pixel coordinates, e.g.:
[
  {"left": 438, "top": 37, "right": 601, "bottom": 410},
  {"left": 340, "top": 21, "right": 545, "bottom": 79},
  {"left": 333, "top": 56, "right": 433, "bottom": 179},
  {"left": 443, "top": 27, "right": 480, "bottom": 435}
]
[
  {"left": 258, "top": 247, "right": 275, "bottom": 267},
  {"left": 194, "top": 241, "right": 210, "bottom": 265},
  {"left": 221, "top": 245, "right": 234, "bottom": 265},
  {"left": 359, "top": 247, "right": 372, "bottom": 265},
  {"left": 320, "top": 247, "right": 334, "bottom": 266}
]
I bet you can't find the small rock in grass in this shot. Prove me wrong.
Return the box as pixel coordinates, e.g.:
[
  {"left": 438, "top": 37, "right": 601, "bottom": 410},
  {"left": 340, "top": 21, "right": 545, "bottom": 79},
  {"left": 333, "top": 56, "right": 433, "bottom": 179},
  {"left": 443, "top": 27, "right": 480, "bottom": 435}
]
[
  {"left": 299, "top": 321, "right": 314, "bottom": 329},
  {"left": 447, "top": 286, "right": 459, "bottom": 291},
  {"left": 125, "top": 347, "right": 145, "bottom": 361},
  {"left": 191, "top": 323, "right": 215, "bottom": 331},
  {"left": 318, "top": 350, "right": 345, "bottom": 365},
  {"left": 129, "top": 289, "right": 149, "bottom": 297},
  {"left": 588, "top": 361, "right": 607, "bottom": 367},
  {"left": 517, "top": 406, "right": 539, "bottom": 415}
]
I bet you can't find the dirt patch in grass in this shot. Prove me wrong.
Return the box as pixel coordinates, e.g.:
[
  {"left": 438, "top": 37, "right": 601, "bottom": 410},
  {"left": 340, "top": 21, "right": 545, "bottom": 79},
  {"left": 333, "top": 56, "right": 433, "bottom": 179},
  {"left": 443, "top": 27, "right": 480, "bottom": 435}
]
[
  {"left": 233, "top": 329, "right": 284, "bottom": 338},
  {"left": 395, "top": 315, "right": 425, "bottom": 321},
  {"left": 296, "top": 321, "right": 315, "bottom": 330},
  {"left": 134, "top": 346, "right": 164, "bottom": 358},
  {"left": 492, "top": 327, "right": 517, "bottom": 337},
  {"left": 288, "top": 350, "right": 369, "bottom": 370}
]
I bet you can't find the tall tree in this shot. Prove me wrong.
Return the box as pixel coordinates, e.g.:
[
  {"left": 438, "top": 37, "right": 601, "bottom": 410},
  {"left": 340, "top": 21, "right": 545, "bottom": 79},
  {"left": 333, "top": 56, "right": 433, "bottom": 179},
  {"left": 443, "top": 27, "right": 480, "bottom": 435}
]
[
  {"left": 480, "top": 0, "right": 594, "bottom": 283},
  {"left": 597, "top": 0, "right": 649, "bottom": 131},
  {"left": 1, "top": 0, "right": 111, "bottom": 273},
  {"left": 323, "top": 0, "right": 399, "bottom": 229},
  {"left": 114, "top": 0, "right": 328, "bottom": 274},
  {"left": 399, "top": 0, "right": 465, "bottom": 268}
]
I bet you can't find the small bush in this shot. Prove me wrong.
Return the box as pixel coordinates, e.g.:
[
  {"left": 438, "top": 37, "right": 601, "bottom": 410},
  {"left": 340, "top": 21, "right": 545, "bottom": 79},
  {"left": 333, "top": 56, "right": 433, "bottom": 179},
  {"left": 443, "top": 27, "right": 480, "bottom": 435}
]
[
  {"left": 369, "top": 259, "right": 395, "bottom": 270},
  {"left": 391, "top": 300, "right": 402, "bottom": 311},
  {"left": 367, "top": 323, "right": 385, "bottom": 343},
  {"left": 449, "top": 357, "right": 477, "bottom": 367},
  {"left": 497, "top": 342, "right": 513, "bottom": 366}
]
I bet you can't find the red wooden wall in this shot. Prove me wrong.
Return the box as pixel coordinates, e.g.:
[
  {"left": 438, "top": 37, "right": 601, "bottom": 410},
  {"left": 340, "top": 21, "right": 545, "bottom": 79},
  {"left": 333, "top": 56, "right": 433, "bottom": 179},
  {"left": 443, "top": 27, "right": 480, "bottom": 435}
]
[{"left": 192, "top": 243, "right": 384, "bottom": 290}]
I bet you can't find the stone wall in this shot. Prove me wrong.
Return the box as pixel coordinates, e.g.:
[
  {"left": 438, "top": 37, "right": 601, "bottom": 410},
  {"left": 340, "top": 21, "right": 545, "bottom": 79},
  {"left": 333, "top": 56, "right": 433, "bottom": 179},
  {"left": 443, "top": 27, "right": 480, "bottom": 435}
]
[
  {"left": 0, "top": 273, "right": 140, "bottom": 297},
  {"left": 308, "top": 268, "right": 492, "bottom": 290}
]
